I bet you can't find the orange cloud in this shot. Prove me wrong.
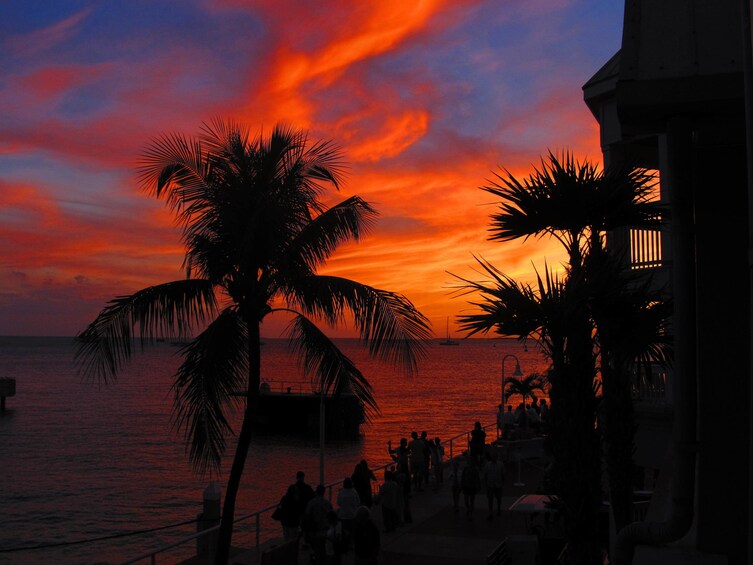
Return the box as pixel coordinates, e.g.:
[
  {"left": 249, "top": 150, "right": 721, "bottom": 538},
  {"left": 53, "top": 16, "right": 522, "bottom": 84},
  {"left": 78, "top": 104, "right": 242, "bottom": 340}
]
[
  {"left": 348, "top": 110, "right": 430, "bottom": 162},
  {"left": 273, "top": 1, "right": 445, "bottom": 88},
  {"left": 231, "top": 1, "right": 459, "bottom": 129},
  {"left": 0, "top": 0, "right": 618, "bottom": 336}
]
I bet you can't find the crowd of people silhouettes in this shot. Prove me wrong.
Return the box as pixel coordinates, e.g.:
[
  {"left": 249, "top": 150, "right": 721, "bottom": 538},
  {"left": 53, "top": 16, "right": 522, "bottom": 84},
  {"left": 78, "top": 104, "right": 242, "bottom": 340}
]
[
  {"left": 274, "top": 467, "right": 381, "bottom": 564},
  {"left": 273, "top": 419, "right": 522, "bottom": 562},
  {"left": 496, "top": 396, "right": 549, "bottom": 439}
]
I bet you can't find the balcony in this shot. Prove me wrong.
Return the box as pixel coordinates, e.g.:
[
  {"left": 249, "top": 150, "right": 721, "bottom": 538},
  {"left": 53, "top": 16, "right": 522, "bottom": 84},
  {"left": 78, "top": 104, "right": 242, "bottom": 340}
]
[{"left": 630, "top": 227, "right": 663, "bottom": 269}]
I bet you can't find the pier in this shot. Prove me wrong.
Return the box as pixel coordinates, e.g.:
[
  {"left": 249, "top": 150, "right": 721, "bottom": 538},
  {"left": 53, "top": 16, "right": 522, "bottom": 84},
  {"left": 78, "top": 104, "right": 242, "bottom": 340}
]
[
  {"left": 0, "top": 377, "right": 15, "bottom": 410},
  {"left": 230, "top": 441, "right": 550, "bottom": 565},
  {"left": 234, "top": 380, "right": 366, "bottom": 439},
  {"left": 125, "top": 424, "right": 558, "bottom": 565}
]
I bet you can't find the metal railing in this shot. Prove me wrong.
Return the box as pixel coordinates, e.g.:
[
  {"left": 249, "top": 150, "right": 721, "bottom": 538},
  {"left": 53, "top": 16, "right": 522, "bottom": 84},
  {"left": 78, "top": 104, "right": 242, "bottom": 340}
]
[
  {"left": 630, "top": 363, "right": 667, "bottom": 403},
  {"left": 629, "top": 227, "right": 663, "bottom": 269},
  {"left": 120, "top": 421, "right": 498, "bottom": 565}
]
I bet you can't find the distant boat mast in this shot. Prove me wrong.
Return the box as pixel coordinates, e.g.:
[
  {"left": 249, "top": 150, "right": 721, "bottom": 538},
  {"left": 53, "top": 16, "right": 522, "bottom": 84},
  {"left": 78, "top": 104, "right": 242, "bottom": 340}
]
[{"left": 439, "top": 317, "right": 459, "bottom": 346}]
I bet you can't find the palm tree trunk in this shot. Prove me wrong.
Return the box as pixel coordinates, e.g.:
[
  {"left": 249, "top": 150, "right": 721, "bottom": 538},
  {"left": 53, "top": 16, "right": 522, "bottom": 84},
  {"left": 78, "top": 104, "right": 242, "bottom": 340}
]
[
  {"left": 215, "top": 318, "right": 262, "bottom": 565},
  {"left": 601, "top": 352, "right": 635, "bottom": 533},
  {"left": 548, "top": 312, "right": 602, "bottom": 565}
]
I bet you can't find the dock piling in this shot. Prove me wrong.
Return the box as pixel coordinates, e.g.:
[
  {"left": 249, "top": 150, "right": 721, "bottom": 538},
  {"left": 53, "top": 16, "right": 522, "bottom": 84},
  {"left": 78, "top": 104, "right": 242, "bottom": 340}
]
[{"left": 0, "top": 378, "right": 16, "bottom": 411}]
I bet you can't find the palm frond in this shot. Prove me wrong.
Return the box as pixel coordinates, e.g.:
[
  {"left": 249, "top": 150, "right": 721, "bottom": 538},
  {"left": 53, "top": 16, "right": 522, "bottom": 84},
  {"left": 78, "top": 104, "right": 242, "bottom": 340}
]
[
  {"left": 454, "top": 257, "right": 546, "bottom": 340},
  {"left": 504, "top": 373, "right": 547, "bottom": 398},
  {"left": 483, "top": 152, "right": 599, "bottom": 243},
  {"left": 588, "top": 254, "right": 673, "bottom": 369},
  {"left": 285, "top": 275, "right": 431, "bottom": 375},
  {"left": 285, "top": 314, "right": 378, "bottom": 418},
  {"left": 597, "top": 165, "right": 663, "bottom": 231},
  {"left": 75, "top": 280, "right": 216, "bottom": 383},
  {"left": 199, "top": 117, "right": 251, "bottom": 159},
  {"left": 483, "top": 153, "right": 663, "bottom": 250},
  {"left": 264, "top": 125, "right": 345, "bottom": 208},
  {"left": 137, "top": 132, "right": 211, "bottom": 216},
  {"left": 454, "top": 257, "right": 582, "bottom": 366},
  {"left": 302, "top": 136, "right": 348, "bottom": 190},
  {"left": 171, "top": 307, "right": 247, "bottom": 476},
  {"left": 283, "top": 196, "right": 378, "bottom": 273}
]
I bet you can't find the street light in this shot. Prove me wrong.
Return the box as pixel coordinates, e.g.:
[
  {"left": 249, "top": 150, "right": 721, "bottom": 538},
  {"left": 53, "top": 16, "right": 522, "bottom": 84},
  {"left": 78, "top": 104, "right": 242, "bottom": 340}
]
[
  {"left": 318, "top": 382, "right": 327, "bottom": 487},
  {"left": 501, "top": 353, "right": 526, "bottom": 486},
  {"left": 501, "top": 353, "right": 523, "bottom": 408}
]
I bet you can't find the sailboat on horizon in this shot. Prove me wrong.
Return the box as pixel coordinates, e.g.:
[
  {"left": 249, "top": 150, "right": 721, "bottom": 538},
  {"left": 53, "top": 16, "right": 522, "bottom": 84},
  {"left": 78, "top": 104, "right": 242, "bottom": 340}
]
[{"left": 439, "top": 317, "right": 459, "bottom": 346}]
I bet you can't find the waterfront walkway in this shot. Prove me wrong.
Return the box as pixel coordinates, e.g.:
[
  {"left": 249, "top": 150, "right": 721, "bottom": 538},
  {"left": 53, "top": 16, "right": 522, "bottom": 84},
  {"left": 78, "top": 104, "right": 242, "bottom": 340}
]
[{"left": 230, "top": 445, "right": 551, "bottom": 565}]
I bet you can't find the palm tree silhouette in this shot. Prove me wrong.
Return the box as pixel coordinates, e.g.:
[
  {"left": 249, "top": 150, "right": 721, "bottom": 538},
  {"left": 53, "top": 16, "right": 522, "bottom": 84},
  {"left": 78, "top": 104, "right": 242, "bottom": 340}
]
[
  {"left": 75, "top": 120, "right": 431, "bottom": 564},
  {"left": 458, "top": 152, "right": 668, "bottom": 564},
  {"left": 503, "top": 372, "right": 547, "bottom": 429}
]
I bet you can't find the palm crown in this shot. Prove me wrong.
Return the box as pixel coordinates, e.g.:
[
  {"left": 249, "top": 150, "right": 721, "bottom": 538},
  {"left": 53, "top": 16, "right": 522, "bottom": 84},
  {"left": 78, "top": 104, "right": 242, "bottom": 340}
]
[
  {"left": 458, "top": 151, "right": 671, "bottom": 560},
  {"left": 75, "top": 120, "right": 431, "bottom": 564},
  {"left": 504, "top": 373, "right": 547, "bottom": 403}
]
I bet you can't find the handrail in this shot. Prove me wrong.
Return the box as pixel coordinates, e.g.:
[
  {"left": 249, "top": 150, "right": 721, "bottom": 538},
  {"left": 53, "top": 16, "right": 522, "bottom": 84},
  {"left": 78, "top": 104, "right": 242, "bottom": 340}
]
[{"left": 120, "top": 420, "right": 498, "bottom": 564}]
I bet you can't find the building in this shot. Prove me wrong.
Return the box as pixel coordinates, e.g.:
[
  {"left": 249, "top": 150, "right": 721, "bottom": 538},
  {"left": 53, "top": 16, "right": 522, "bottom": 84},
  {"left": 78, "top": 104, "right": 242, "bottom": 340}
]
[{"left": 583, "top": 2, "right": 752, "bottom": 563}]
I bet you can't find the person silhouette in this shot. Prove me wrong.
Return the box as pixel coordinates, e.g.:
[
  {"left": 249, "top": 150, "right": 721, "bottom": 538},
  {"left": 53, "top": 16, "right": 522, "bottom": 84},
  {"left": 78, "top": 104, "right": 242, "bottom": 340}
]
[
  {"left": 352, "top": 506, "right": 380, "bottom": 564},
  {"left": 461, "top": 458, "right": 481, "bottom": 520},
  {"left": 351, "top": 460, "right": 377, "bottom": 507},
  {"left": 469, "top": 421, "right": 486, "bottom": 464},
  {"left": 430, "top": 437, "right": 445, "bottom": 487},
  {"left": 482, "top": 451, "right": 506, "bottom": 519}
]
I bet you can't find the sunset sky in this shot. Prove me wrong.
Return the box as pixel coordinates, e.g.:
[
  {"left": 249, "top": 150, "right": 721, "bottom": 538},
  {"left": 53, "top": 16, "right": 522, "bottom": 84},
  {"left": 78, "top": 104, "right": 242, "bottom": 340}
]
[{"left": 0, "top": 1, "right": 623, "bottom": 338}]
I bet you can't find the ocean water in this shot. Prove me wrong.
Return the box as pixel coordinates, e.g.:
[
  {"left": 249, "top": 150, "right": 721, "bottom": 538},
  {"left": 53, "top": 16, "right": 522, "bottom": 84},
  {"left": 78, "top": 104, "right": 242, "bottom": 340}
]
[{"left": 0, "top": 336, "right": 547, "bottom": 564}]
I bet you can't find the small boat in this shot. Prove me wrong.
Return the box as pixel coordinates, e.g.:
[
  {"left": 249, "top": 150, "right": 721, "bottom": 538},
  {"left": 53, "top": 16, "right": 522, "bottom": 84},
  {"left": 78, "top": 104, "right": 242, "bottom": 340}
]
[{"left": 439, "top": 317, "right": 459, "bottom": 346}]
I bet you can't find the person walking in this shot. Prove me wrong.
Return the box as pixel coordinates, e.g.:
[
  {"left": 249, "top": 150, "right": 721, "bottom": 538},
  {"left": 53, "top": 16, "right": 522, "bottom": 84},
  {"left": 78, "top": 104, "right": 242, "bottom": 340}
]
[
  {"left": 539, "top": 398, "right": 550, "bottom": 425},
  {"left": 482, "top": 451, "right": 506, "bottom": 519},
  {"left": 325, "top": 510, "right": 344, "bottom": 565},
  {"left": 377, "top": 470, "right": 399, "bottom": 532},
  {"left": 430, "top": 437, "right": 445, "bottom": 488},
  {"left": 449, "top": 458, "right": 462, "bottom": 512},
  {"left": 352, "top": 506, "right": 380, "bottom": 565},
  {"left": 292, "top": 470, "right": 315, "bottom": 523},
  {"left": 305, "top": 484, "right": 333, "bottom": 564},
  {"left": 461, "top": 458, "right": 481, "bottom": 520},
  {"left": 275, "top": 485, "right": 301, "bottom": 541},
  {"left": 337, "top": 477, "right": 360, "bottom": 551},
  {"left": 420, "top": 431, "right": 431, "bottom": 487},
  {"left": 502, "top": 405, "right": 517, "bottom": 439}
]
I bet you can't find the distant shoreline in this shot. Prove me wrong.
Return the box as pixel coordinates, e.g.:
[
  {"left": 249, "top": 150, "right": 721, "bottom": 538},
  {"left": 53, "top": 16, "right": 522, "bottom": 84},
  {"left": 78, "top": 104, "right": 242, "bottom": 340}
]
[{"left": 0, "top": 335, "right": 525, "bottom": 341}]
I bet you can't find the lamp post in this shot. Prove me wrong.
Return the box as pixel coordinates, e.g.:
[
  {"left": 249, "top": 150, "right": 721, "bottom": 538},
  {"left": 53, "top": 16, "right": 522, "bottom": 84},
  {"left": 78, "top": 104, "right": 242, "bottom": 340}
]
[
  {"left": 502, "top": 353, "right": 526, "bottom": 487},
  {"left": 501, "top": 353, "right": 523, "bottom": 408},
  {"left": 319, "top": 384, "right": 326, "bottom": 487}
]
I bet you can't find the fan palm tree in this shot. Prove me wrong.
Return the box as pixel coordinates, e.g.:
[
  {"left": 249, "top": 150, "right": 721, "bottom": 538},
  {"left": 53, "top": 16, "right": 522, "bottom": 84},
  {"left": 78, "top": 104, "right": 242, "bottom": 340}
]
[
  {"left": 75, "top": 120, "right": 431, "bottom": 565},
  {"left": 459, "top": 152, "right": 668, "bottom": 564},
  {"left": 458, "top": 258, "right": 602, "bottom": 564},
  {"left": 484, "top": 152, "right": 660, "bottom": 268}
]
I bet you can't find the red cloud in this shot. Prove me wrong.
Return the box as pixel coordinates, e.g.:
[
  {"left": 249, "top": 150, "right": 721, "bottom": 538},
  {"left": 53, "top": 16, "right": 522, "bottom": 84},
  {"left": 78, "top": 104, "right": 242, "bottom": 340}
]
[
  {"left": 0, "top": 1, "right": 611, "bottom": 337},
  {"left": 16, "top": 64, "right": 111, "bottom": 103}
]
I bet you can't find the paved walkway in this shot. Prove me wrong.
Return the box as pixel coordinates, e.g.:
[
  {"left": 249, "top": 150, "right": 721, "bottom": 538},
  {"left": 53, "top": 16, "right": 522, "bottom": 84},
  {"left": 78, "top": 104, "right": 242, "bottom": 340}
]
[{"left": 230, "top": 447, "right": 553, "bottom": 565}]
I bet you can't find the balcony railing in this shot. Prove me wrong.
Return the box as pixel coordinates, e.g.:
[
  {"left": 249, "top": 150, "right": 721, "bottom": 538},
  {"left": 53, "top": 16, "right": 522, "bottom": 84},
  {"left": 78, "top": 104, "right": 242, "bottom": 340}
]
[
  {"left": 630, "top": 362, "right": 667, "bottom": 403},
  {"left": 629, "top": 227, "right": 663, "bottom": 269}
]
